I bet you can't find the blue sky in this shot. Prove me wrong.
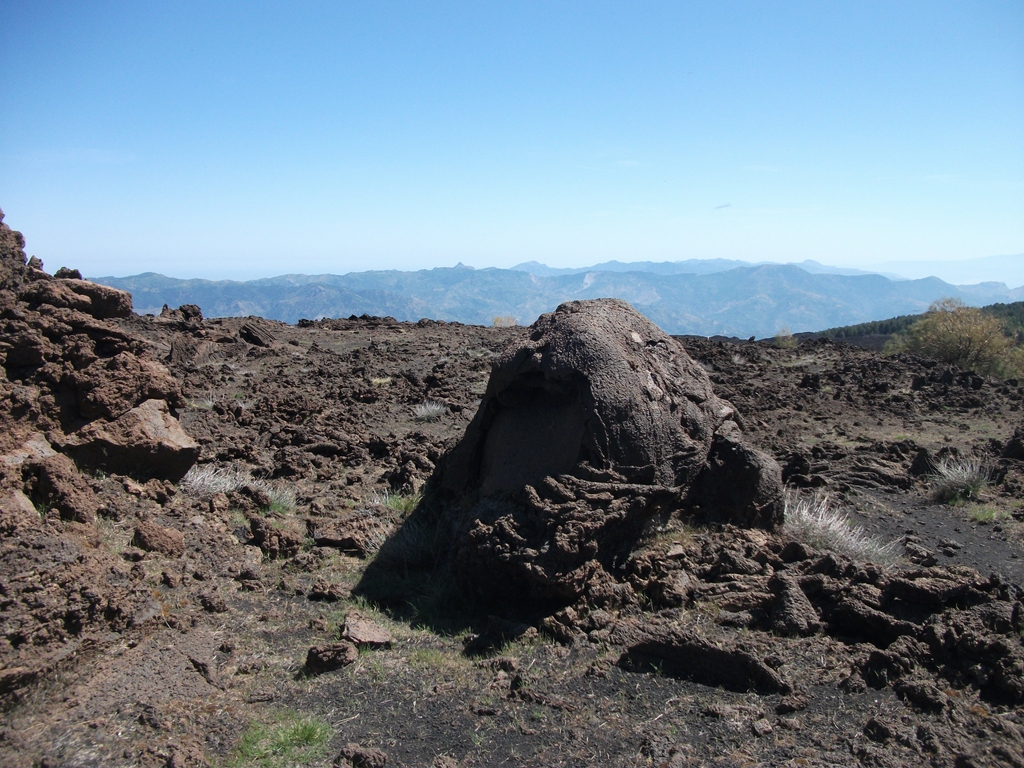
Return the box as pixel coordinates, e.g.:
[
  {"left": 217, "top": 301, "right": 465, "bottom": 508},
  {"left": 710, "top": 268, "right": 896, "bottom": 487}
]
[{"left": 1, "top": 1, "right": 1021, "bottom": 279}]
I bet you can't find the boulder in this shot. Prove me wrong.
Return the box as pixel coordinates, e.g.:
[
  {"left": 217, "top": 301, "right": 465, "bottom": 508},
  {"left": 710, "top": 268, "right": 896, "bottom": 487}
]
[
  {"left": 26, "top": 453, "right": 100, "bottom": 523},
  {"left": 132, "top": 520, "right": 185, "bottom": 557},
  {"left": 420, "top": 300, "right": 782, "bottom": 606},
  {"left": 18, "top": 278, "right": 132, "bottom": 319},
  {"left": 439, "top": 298, "right": 782, "bottom": 525},
  {"left": 64, "top": 399, "right": 200, "bottom": 481}
]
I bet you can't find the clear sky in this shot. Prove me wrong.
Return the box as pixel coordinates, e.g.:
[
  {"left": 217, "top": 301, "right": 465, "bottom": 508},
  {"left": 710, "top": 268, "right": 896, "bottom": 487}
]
[{"left": 1, "top": 1, "right": 1021, "bottom": 279}]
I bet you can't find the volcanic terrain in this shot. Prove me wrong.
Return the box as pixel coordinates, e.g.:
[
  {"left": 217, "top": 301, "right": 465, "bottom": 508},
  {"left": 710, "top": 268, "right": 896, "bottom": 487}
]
[{"left": 2, "top": 210, "right": 1024, "bottom": 767}]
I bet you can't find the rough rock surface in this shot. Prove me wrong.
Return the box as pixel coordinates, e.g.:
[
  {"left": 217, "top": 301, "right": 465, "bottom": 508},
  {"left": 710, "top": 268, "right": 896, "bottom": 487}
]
[
  {"left": 0, "top": 209, "right": 194, "bottom": 720},
  {"left": 306, "top": 641, "right": 359, "bottom": 674},
  {"left": 132, "top": 519, "right": 186, "bottom": 557}
]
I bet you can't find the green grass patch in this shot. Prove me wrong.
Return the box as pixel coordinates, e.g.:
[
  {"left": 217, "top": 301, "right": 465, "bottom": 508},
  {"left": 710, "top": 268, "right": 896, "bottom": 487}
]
[
  {"left": 223, "top": 712, "right": 331, "bottom": 768},
  {"left": 968, "top": 506, "right": 1007, "bottom": 524},
  {"left": 369, "top": 490, "right": 422, "bottom": 517}
]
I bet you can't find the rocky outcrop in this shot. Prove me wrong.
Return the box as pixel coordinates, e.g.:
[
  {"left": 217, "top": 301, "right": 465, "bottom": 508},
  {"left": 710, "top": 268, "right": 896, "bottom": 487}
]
[
  {"left": 0, "top": 208, "right": 200, "bottom": 703},
  {"left": 0, "top": 207, "right": 194, "bottom": 481}
]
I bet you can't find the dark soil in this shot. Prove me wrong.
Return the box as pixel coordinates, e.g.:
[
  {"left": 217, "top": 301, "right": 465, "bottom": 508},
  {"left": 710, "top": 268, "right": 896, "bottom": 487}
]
[{"left": 3, "top": 226, "right": 1024, "bottom": 767}]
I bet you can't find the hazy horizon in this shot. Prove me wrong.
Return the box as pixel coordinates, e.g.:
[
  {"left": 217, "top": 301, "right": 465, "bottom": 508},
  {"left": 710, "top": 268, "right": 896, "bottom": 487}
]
[{"left": 84, "top": 253, "right": 1024, "bottom": 291}]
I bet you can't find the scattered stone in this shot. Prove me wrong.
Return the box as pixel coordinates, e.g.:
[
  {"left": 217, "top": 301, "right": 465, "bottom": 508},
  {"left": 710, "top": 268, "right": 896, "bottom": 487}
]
[
  {"left": 335, "top": 743, "right": 387, "bottom": 768},
  {"left": 249, "top": 517, "right": 303, "bottom": 560},
  {"left": 308, "top": 577, "right": 347, "bottom": 602},
  {"left": 776, "top": 693, "right": 809, "bottom": 714},
  {"left": 198, "top": 592, "right": 228, "bottom": 613},
  {"left": 341, "top": 618, "right": 393, "bottom": 649},
  {"left": 904, "top": 541, "right": 938, "bottom": 567}
]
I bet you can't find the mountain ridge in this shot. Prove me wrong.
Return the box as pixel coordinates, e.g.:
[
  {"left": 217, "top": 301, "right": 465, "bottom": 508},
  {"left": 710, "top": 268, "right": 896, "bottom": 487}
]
[{"left": 93, "top": 263, "right": 1024, "bottom": 339}]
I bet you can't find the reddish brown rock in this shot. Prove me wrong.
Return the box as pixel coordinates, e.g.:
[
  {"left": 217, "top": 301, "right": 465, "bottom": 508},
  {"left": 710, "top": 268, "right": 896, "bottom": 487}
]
[
  {"left": 341, "top": 617, "right": 393, "bottom": 649},
  {"left": 311, "top": 506, "right": 395, "bottom": 557},
  {"left": 18, "top": 278, "right": 132, "bottom": 319},
  {"left": 0, "top": 489, "right": 41, "bottom": 533},
  {"left": 132, "top": 520, "right": 185, "bottom": 557},
  {"left": 64, "top": 399, "right": 199, "bottom": 481},
  {"left": 249, "top": 517, "right": 304, "bottom": 560},
  {"left": 336, "top": 743, "right": 388, "bottom": 768},
  {"left": 26, "top": 453, "right": 100, "bottom": 523}
]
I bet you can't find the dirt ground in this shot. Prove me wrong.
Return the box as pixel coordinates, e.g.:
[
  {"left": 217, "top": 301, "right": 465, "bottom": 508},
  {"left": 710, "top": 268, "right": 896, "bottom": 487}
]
[{"left": 3, "top": 303, "right": 1024, "bottom": 768}]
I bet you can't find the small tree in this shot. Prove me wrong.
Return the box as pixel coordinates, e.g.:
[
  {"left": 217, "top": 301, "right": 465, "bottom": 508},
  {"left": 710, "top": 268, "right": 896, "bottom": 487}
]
[{"left": 904, "top": 297, "right": 1015, "bottom": 375}]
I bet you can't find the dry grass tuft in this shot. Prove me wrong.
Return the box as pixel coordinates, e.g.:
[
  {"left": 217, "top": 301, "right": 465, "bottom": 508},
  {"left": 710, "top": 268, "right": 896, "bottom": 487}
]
[
  {"left": 180, "top": 464, "right": 296, "bottom": 511},
  {"left": 931, "top": 455, "right": 989, "bottom": 504},
  {"left": 413, "top": 400, "right": 448, "bottom": 422},
  {"left": 784, "top": 492, "right": 899, "bottom": 566}
]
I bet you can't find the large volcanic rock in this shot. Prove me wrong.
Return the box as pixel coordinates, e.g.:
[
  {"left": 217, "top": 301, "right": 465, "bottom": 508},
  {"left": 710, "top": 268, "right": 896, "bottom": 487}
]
[
  {"left": 440, "top": 298, "right": 782, "bottom": 525},
  {"left": 427, "top": 299, "right": 783, "bottom": 607}
]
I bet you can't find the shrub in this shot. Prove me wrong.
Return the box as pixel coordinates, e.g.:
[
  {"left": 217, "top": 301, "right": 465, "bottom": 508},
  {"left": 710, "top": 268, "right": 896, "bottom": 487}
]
[
  {"left": 413, "top": 400, "right": 447, "bottom": 422},
  {"left": 931, "top": 455, "right": 989, "bottom": 504},
  {"left": 774, "top": 328, "right": 797, "bottom": 349},
  {"left": 897, "top": 297, "right": 1019, "bottom": 377},
  {"left": 783, "top": 492, "right": 899, "bottom": 566},
  {"left": 492, "top": 315, "right": 517, "bottom": 327}
]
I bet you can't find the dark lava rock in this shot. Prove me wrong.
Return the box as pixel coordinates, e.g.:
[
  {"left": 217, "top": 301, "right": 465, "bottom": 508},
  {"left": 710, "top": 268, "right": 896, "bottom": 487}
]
[
  {"left": 1003, "top": 425, "right": 1024, "bottom": 461},
  {"left": 306, "top": 642, "right": 358, "bottom": 674},
  {"left": 440, "top": 298, "right": 782, "bottom": 527},
  {"left": 418, "top": 299, "right": 783, "bottom": 608},
  {"left": 768, "top": 572, "right": 821, "bottom": 636}
]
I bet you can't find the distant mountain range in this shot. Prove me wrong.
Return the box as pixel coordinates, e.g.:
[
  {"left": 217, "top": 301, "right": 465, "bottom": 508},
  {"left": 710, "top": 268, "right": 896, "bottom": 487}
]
[
  {"left": 509, "top": 254, "right": 1024, "bottom": 285},
  {"left": 93, "top": 260, "right": 1024, "bottom": 339},
  {"left": 510, "top": 258, "right": 901, "bottom": 279}
]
